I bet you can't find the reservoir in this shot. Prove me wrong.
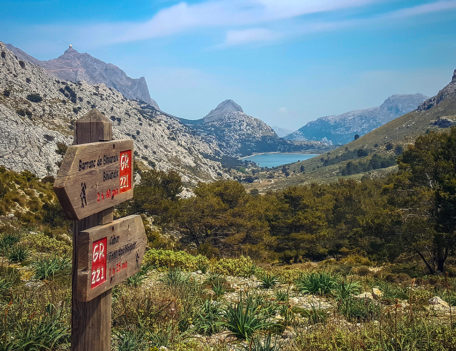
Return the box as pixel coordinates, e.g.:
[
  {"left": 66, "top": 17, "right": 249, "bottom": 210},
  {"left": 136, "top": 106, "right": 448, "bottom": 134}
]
[{"left": 243, "top": 153, "right": 319, "bottom": 168}]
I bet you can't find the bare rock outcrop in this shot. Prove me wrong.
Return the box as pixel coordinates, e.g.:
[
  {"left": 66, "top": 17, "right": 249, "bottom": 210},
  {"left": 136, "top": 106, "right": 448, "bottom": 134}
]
[{"left": 0, "top": 42, "right": 228, "bottom": 183}]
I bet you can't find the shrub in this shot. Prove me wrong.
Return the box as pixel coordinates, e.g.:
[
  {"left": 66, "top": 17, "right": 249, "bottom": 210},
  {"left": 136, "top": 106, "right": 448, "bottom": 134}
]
[
  {"left": 21, "top": 233, "right": 71, "bottom": 256},
  {"left": 333, "top": 280, "right": 362, "bottom": 300},
  {"left": 0, "top": 233, "right": 20, "bottom": 255},
  {"left": 160, "top": 268, "right": 188, "bottom": 287},
  {"left": 259, "top": 273, "right": 278, "bottom": 289},
  {"left": 26, "top": 93, "right": 43, "bottom": 103},
  {"left": 351, "top": 265, "right": 371, "bottom": 276},
  {"left": 223, "top": 293, "right": 275, "bottom": 340},
  {"left": 114, "top": 329, "right": 147, "bottom": 351},
  {"left": 208, "top": 274, "right": 227, "bottom": 297},
  {"left": 126, "top": 264, "right": 150, "bottom": 287},
  {"left": 373, "top": 281, "right": 408, "bottom": 303},
  {"left": 212, "top": 256, "right": 257, "bottom": 277},
  {"left": 275, "top": 290, "right": 289, "bottom": 302},
  {"left": 243, "top": 334, "right": 279, "bottom": 351},
  {"left": 295, "top": 272, "right": 338, "bottom": 296},
  {"left": 0, "top": 278, "right": 13, "bottom": 301},
  {"left": 338, "top": 297, "right": 380, "bottom": 322},
  {"left": 33, "top": 257, "right": 71, "bottom": 280},
  {"left": 55, "top": 142, "right": 68, "bottom": 156},
  {"left": 194, "top": 300, "right": 223, "bottom": 335},
  {"left": 144, "top": 249, "right": 209, "bottom": 272},
  {"left": 301, "top": 305, "right": 329, "bottom": 325},
  {"left": 8, "top": 245, "right": 28, "bottom": 263},
  {"left": 5, "top": 307, "right": 69, "bottom": 351}
]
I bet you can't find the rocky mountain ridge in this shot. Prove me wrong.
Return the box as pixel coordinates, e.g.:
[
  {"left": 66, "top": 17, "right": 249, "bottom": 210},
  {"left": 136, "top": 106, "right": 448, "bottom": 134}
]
[
  {"left": 0, "top": 41, "right": 227, "bottom": 183},
  {"left": 286, "top": 94, "right": 427, "bottom": 145},
  {"left": 251, "top": 69, "right": 456, "bottom": 190},
  {"left": 6, "top": 43, "right": 159, "bottom": 109},
  {"left": 181, "top": 99, "right": 327, "bottom": 157}
]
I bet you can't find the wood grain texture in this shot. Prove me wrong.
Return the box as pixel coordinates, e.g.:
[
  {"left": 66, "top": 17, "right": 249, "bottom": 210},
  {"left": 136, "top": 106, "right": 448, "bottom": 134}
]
[
  {"left": 76, "top": 215, "right": 146, "bottom": 302},
  {"left": 74, "top": 109, "right": 112, "bottom": 144},
  {"left": 54, "top": 139, "right": 133, "bottom": 220},
  {"left": 71, "top": 110, "right": 113, "bottom": 351},
  {"left": 72, "top": 213, "right": 112, "bottom": 351}
]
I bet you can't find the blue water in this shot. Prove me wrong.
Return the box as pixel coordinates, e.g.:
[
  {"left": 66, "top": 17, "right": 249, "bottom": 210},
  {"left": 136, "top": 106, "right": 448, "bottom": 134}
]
[{"left": 243, "top": 153, "right": 319, "bottom": 168}]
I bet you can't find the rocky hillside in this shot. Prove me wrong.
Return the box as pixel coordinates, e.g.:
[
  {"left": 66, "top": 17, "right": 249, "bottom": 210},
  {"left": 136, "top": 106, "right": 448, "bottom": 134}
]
[
  {"left": 287, "top": 94, "right": 427, "bottom": 145},
  {"left": 6, "top": 43, "right": 159, "bottom": 109},
  {"left": 0, "top": 42, "right": 228, "bottom": 183},
  {"left": 181, "top": 100, "right": 326, "bottom": 157},
  {"left": 247, "top": 70, "right": 456, "bottom": 190}
]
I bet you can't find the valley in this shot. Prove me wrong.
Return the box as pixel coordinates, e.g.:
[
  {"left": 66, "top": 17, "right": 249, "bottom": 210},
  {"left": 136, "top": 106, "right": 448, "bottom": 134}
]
[{"left": 1, "top": 16, "right": 456, "bottom": 350}]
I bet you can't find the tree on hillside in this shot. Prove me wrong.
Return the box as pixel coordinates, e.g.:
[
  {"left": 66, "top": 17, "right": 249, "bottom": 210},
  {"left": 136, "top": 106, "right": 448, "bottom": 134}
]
[
  {"left": 396, "top": 127, "right": 456, "bottom": 273},
  {"left": 131, "top": 170, "right": 183, "bottom": 225},
  {"left": 178, "top": 180, "right": 272, "bottom": 258}
]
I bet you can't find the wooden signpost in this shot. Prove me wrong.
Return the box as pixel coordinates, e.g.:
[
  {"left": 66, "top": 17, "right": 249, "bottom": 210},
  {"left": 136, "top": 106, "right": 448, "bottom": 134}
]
[
  {"left": 54, "top": 110, "right": 147, "bottom": 351},
  {"left": 76, "top": 215, "right": 147, "bottom": 301}
]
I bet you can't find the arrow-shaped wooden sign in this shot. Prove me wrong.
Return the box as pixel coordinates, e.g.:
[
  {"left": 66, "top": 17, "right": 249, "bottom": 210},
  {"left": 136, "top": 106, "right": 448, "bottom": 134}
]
[
  {"left": 75, "top": 214, "right": 147, "bottom": 302},
  {"left": 54, "top": 139, "right": 134, "bottom": 220}
]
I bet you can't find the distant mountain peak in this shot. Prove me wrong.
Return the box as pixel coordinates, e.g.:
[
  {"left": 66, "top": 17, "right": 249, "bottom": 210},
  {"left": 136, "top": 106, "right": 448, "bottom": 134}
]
[
  {"left": 5, "top": 43, "right": 159, "bottom": 109},
  {"left": 418, "top": 68, "right": 456, "bottom": 111},
  {"left": 205, "top": 99, "right": 243, "bottom": 120},
  {"left": 286, "top": 93, "right": 427, "bottom": 145},
  {"left": 62, "top": 45, "right": 78, "bottom": 55}
]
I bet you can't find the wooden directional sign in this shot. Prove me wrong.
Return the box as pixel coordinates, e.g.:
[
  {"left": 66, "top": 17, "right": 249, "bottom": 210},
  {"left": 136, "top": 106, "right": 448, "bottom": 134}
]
[
  {"left": 54, "top": 139, "right": 134, "bottom": 220},
  {"left": 75, "top": 215, "right": 147, "bottom": 302}
]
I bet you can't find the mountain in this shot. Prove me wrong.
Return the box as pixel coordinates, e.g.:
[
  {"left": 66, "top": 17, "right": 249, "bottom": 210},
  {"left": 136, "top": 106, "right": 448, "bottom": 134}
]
[
  {"left": 248, "top": 70, "right": 456, "bottom": 191},
  {"left": 180, "top": 99, "right": 327, "bottom": 157},
  {"left": 272, "top": 126, "right": 293, "bottom": 138},
  {"left": 286, "top": 94, "right": 427, "bottom": 145},
  {"left": 0, "top": 41, "right": 227, "bottom": 183},
  {"left": 6, "top": 43, "right": 159, "bottom": 109}
]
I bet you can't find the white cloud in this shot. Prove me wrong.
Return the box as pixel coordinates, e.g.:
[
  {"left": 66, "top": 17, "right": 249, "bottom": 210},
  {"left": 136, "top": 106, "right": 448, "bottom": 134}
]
[
  {"left": 38, "top": 0, "right": 380, "bottom": 47},
  {"left": 223, "top": 28, "right": 279, "bottom": 47},
  {"left": 34, "top": 0, "right": 456, "bottom": 48},
  {"left": 388, "top": 0, "right": 456, "bottom": 18},
  {"left": 278, "top": 106, "right": 288, "bottom": 114}
]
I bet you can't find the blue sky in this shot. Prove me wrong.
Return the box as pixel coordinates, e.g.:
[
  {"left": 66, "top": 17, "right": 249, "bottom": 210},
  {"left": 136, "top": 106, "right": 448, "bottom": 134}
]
[{"left": 1, "top": 0, "right": 456, "bottom": 130}]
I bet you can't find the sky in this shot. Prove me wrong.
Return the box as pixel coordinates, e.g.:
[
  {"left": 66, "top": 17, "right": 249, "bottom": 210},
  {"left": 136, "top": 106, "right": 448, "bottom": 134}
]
[{"left": 1, "top": 0, "right": 456, "bottom": 130}]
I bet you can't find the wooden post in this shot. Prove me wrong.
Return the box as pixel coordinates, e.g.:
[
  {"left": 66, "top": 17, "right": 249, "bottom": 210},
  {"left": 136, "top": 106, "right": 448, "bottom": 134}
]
[
  {"left": 54, "top": 109, "right": 145, "bottom": 350},
  {"left": 72, "top": 110, "right": 113, "bottom": 351}
]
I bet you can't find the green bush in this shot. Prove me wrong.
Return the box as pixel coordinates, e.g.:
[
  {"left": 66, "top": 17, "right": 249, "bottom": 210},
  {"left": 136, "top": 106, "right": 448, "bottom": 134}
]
[
  {"left": 0, "top": 233, "right": 20, "bottom": 256},
  {"left": 21, "top": 233, "right": 71, "bottom": 256},
  {"left": 295, "top": 272, "right": 338, "bottom": 296},
  {"left": 259, "top": 273, "right": 278, "bottom": 289},
  {"left": 210, "top": 276, "right": 227, "bottom": 297},
  {"left": 4, "top": 307, "right": 69, "bottom": 351},
  {"left": 212, "top": 256, "right": 256, "bottom": 277},
  {"left": 160, "top": 268, "right": 189, "bottom": 287},
  {"left": 275, "top": 290, "right": 289, "bottom": 302},
  {"left": 126, "top": 264, "right": 150, "bottom": 287},
  {"left": 243, "top": 334, "right": 279, "bottom": 351},
  {"left": 223, "top": 293, "right": 275, "bottom": 340},
  {"left": 26, "top": 93, "right": 43, "bottom": 103},
  {"left": 144, "top": 249, "right": 209, "bottom": 272},
  {"left": 194, "top": 299, "right": 223, "bottom": 335},
  {"left": 115, "top": 329, "right": 147, "bottom": 351},
  {"left": 333, "top": 280, "right": 362, "bottom": 300},
  {"left": 373, "top": 281, "right": 408, "bottom": 303},
  {"left": 8, "top": 245, "right": 28, "bottom": 263},
  {"left": 338, "top": 297, "right": 380, "bottom": 322},
  {"left": 33, "top": 257, "right": 71, "bottom": 280},
  {"left": 301, "top": 305, "right": 329, "bottom": 325}
]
